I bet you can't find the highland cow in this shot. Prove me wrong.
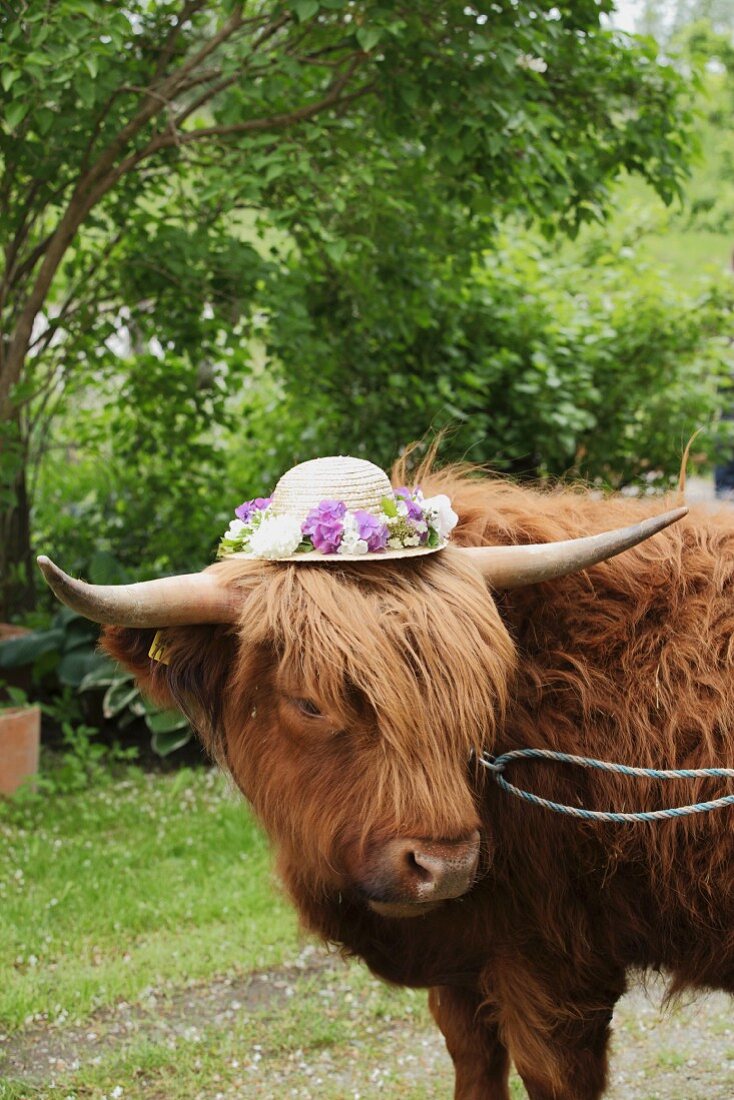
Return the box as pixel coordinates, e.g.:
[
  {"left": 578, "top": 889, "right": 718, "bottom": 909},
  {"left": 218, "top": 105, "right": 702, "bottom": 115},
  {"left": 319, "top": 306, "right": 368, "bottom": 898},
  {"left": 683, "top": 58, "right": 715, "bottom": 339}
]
[{"left": 38, "top": 458, "right": 734, "bottom": 1100}]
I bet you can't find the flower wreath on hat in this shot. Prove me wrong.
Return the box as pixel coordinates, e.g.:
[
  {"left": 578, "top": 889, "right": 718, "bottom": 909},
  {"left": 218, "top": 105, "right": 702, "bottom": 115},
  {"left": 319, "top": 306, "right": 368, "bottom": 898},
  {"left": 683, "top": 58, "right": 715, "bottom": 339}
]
[{"left": 218, "top": 486, "right": 458, "bottom": 561}]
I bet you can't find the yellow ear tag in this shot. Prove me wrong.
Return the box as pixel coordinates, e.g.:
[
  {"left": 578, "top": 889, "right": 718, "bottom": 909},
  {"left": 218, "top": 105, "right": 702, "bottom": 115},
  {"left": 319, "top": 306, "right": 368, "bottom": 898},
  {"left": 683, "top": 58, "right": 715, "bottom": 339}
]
[{"left": 148, "top": 630, "right": 171, "bottom": 666}]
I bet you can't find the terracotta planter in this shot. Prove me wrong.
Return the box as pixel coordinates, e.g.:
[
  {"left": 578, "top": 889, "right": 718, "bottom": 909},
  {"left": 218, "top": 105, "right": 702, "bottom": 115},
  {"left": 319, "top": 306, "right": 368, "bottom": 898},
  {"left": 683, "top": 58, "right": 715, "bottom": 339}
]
[{"left": 0, "top": 705, "right": 41, "bottom": 796}]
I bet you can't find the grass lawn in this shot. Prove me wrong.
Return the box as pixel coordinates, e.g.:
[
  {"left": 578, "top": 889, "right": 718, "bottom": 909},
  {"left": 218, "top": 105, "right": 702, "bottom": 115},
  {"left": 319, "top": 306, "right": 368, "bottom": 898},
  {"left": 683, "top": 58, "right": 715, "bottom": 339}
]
[
  {"left": 0, "top": 767, "right": 478, "bottom": 1099},
  {"left": 0, "top": 767, "right": 300, "bottom": 1032}
]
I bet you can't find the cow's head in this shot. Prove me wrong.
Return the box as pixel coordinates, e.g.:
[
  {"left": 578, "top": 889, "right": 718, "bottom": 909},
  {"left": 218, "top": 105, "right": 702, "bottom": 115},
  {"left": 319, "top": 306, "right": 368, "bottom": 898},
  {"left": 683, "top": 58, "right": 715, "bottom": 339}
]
[{"left": 37, "top": 491, "right": 685, "bottom": 921}]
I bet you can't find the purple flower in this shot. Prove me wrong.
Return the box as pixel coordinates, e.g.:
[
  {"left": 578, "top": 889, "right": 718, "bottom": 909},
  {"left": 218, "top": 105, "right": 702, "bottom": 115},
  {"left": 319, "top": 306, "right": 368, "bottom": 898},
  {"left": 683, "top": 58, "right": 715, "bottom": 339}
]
[
  {"left": 302, "top": 499, "right": 346, "bottom": 554},
  {"left": 353, "top": 511, "right": 389, "bottom": 552},
  {"left": 235, "top": 496, "right": 272, "bottom": 523},
  {"left": 394, "top": 487, "right": 424, "bottom": 522}
]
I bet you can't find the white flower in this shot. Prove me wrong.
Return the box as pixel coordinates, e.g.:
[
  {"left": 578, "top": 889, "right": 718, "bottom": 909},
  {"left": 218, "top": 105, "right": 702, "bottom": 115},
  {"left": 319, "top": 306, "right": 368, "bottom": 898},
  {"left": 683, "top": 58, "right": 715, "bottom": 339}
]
[
  {"left": 396, "top": 499, "right": 409, "bottom": 517},
  {"left": 516, "top": 54, "right": 547, "bottom": 72},
  {"left": 225, "top": 519, "right": 246, "bottom": 540},
  {"left": 248, "top": 515, "right": 303, "bottom": 558},
  {"left": 339, "top": 535, "right": 369, "bottom": 555},
  {"left": 388, "top": 537, "right": 403, "bottom": 549},
  {"left": 422, "top": 494, "right": 458, "bottom": 540},
  {"left": 338, "top": 512, "right": 369, "bottom": 555}
]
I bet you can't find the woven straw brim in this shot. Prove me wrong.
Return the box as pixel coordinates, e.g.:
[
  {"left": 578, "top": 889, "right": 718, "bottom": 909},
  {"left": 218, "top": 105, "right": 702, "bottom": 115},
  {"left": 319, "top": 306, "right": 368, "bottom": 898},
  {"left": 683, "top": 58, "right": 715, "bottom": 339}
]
[{"left": 230, "top": 543, "right": 446, "bottom": 564}]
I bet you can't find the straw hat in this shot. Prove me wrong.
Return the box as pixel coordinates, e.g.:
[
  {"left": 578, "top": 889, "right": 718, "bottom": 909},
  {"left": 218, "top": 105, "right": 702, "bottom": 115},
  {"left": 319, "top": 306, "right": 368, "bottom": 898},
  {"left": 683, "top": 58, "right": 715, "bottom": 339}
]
[{"left": 219, "top": 456, "right": 457, "bottom": 563}]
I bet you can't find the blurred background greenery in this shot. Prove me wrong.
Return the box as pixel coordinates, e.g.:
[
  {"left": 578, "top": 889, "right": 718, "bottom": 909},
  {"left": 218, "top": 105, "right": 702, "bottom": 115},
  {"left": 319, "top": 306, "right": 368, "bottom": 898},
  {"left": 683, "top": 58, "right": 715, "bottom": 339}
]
[{"left": 1, "top": 0, "right": 734, "bottom": 764}]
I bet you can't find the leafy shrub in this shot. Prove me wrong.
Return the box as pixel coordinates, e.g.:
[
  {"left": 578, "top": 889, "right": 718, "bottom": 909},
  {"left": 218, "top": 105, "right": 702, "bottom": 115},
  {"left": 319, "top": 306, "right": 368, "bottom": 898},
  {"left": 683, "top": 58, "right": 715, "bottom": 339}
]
[
  {"left": 263, "top": 226, "right": 734, "bottom": 487},
  {"left": 0, "top": 584, "right": 191, "bottom": 757},
  {"left": 79, "top": 661, "right": 191, "bottom": 758},
  {"left": 0, "top": 607, "right": 106, "bottom": 689}
]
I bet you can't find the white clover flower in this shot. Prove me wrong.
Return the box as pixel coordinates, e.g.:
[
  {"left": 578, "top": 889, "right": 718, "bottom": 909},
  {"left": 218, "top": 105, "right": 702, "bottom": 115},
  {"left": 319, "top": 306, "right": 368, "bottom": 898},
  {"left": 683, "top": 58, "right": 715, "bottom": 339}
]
[
  {"left": 422, "top": 494, "right": 459, "bottom": 540},
  {"left": 225, "top": 519, "right": 246, "bottom": 540},
  {"left": 248, "top": 515, "right": 303, "bottom": 558}
]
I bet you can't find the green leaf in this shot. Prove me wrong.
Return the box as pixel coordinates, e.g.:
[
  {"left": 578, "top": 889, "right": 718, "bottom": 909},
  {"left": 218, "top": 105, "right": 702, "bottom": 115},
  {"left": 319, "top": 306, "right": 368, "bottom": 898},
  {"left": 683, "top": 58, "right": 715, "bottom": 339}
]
[
  {"left": 62, "top": 617, "right": 99, "bottom": 652},
  {"left": 103, "top": 679, "right": 140, "bottom": 719},
  {"left": 1, "top": 69, "right": 20, "bottom": 92},
  {"left": 36, "top": 107, "right": 55, "bottom": 135},
  {"left": 79, "top": 659, "right": 126, "bottom": 692},
  {"left": 0, "top": 629, "right": 64, "bottom": 669},
  {"left": 7, "top": 686, "right": 30, "bottom": 708},
  {"left": 325, "top": 238, "right": 347, "bottom": 263},
  {"left": 58, "top": 649, "right": 109, "bottom": 687},
  {"left": 151, "top": 726, "right": 193, "bottom": 757},
  {"left": 294, "top": 1, "right": 319, "bottom": 21},
  {"left": 77, "top": 76, "right": 96, "bottom": 108},
  {"left": 356, "top": 27, "right": 382, "bottom": 52},
  {"left": 145, "top": 707, "right": 189, "bottom": 734},
  {"left": 88, "top": 550, "right": 130, "bottom": 585},
  {"left": 5, "top": 100, "right": 28, "bottom": 130}
]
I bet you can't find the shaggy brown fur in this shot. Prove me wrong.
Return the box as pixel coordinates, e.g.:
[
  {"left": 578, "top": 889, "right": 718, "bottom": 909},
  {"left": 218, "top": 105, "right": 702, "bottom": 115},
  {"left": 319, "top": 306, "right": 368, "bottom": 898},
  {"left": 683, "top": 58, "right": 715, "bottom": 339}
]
[{"left": 104, "top": 465, "right": 734, "bottom": 1100}]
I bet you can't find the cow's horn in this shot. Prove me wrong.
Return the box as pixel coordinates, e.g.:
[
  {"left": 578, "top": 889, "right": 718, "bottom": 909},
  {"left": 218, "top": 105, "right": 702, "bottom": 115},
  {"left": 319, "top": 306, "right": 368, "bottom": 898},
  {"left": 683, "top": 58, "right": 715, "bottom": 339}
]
[
  {"left": 36, "top": 556, "right": 239, "bottom": 627},
  {"left": 459, "top": 506, "right": 688, "bottom": 589}
]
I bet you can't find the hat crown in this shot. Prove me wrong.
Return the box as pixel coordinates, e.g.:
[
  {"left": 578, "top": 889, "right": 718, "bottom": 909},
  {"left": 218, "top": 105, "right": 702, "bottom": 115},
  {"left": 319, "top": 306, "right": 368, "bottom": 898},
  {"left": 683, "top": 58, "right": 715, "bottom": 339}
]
[{"left": 270, "top": 456, "right": 392, "bottom": 522}]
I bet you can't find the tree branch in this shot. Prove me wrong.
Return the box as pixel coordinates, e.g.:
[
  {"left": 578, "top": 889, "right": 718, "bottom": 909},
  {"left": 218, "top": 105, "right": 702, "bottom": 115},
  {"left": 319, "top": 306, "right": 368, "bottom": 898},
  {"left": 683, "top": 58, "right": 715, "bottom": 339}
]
[
  {"left": 174, "top": 13, "right": 294, "bottom": 128},
  {"left": 153, "top": 0, "right": 209, "bottom": 81},
  {"left": 174, "top": 78, "right": 375, "bottom": 144},
  {"left": 0, "top": 16, "right": 370, "bottom": 420},
  {"left": 165, "top": 55, "right": 371, "bottom": 150}
]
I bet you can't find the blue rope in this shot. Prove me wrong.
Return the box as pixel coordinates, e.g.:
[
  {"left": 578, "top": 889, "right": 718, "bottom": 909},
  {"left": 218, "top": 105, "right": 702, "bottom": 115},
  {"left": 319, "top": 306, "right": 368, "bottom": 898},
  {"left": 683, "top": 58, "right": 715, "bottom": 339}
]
[{"left": 479, "top": 748, "right": 734, "bottom": 822}]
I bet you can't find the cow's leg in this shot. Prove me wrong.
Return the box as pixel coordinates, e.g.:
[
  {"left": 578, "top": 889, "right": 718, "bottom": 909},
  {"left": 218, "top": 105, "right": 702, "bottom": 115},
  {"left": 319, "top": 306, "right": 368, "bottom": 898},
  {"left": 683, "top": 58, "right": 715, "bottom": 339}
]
[
  {"left": 429, "top": 985, "right": 511, "bottom": 1100},
  {"left": 510, "top": 1005, "right": 615, "bottom": 1100}
]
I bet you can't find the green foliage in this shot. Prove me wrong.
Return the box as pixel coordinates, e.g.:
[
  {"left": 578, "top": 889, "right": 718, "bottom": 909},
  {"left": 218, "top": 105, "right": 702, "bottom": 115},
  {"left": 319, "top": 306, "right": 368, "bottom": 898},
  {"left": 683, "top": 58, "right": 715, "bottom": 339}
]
[
  {"left": 4, "top": 687, "right": 137, "bottom": 796},
  {"left": 0, "top": 607, "right": 105, "bottom": 686},
  {"left": 0, "top": 1, "right": 697, "bottom": 615},
  {"left": 34, "top": 351, "right": 250, "bottom": 578},
  {"left": 263, "top": 224, "right": 734, "bottom": 487},
  {"left": 0, "top": 684, "right": 29, "bottom": 711},
  {"left": 674, "top": 30, "right": 734, "bottom": 237},
  {"left": 637, "top": 0, "right": 734, "bottom": 43},
  {"left": 0, "top": 604, "right": 191, "bottom": 758},
  {"left": 80, "top": 660, "right": 192, "bottom": 757}
]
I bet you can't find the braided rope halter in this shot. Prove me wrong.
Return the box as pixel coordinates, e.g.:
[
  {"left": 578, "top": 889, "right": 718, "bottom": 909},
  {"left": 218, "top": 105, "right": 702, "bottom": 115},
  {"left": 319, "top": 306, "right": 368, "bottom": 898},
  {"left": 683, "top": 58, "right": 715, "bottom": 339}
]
[{"left": 479, "top": 748, "right": 734, "bottom": 822}]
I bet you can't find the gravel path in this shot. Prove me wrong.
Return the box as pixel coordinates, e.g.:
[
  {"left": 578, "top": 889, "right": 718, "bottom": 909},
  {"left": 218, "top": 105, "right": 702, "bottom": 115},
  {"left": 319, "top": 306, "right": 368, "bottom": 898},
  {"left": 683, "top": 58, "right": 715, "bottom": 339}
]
[{"left": 1, "top": 949, "right": 731, "bottom": 1099}]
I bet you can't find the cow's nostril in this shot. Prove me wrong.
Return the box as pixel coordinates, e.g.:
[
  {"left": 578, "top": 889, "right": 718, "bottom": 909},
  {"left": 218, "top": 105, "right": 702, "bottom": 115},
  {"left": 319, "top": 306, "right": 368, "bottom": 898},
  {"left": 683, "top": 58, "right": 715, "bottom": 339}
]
[
  {"left": 360, "top": 832, "right": 481, "bottom": 911},
  {"left": 405, "top": 849, "right": 433, "bottom": 884},
  {"left": 385, "top": 833, "right": 481, "bottom": 902}
]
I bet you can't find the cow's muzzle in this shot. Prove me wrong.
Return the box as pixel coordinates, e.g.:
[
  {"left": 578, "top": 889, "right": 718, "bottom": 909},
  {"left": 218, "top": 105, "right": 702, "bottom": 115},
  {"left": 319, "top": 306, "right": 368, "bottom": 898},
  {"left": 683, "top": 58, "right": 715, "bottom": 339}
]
[{"left": 360, "top": 832, "right": 480, "bottom": 918}]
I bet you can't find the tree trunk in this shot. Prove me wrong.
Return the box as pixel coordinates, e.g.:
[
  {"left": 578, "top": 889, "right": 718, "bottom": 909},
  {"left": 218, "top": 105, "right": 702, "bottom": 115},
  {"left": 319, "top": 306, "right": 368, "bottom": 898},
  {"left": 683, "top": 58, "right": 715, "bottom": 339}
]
[{"left": 0, "top": 418, "right": 35, "bottom": 620}]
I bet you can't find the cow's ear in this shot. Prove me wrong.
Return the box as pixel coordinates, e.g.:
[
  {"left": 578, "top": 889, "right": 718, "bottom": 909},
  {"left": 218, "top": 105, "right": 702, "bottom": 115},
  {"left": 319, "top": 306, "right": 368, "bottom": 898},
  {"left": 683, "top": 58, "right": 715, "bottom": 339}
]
[{"left": 101, "top": 624, "right": 237, "bottom": 751}]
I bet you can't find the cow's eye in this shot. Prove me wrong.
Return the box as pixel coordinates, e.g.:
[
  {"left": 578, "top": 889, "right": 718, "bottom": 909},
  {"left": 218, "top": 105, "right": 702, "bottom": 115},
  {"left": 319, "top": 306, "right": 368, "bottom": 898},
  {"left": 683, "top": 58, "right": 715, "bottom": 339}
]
[{"left": 294, "top": 697, "right": 322, "bottom": 718}]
